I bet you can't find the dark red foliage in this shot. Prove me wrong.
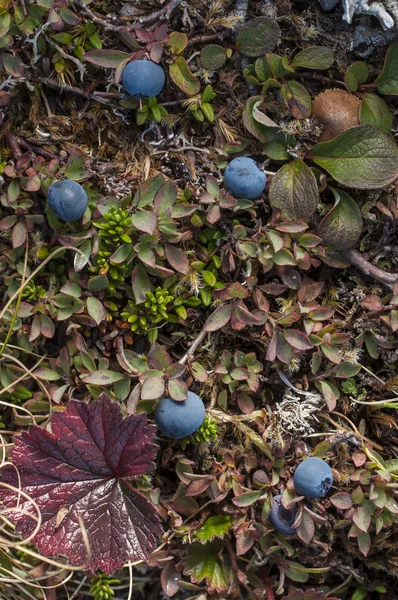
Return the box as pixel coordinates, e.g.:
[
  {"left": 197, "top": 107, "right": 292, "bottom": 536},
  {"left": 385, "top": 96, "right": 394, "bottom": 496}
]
[{"left": 0, "top": 394, "right": 162, "bottom": 574}]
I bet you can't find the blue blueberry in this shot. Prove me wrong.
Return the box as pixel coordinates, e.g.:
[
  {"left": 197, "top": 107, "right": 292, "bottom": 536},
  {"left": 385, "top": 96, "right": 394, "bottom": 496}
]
[
  {"left": 293, "top": 457, "right": 333, "bottom": 499},
  {"left": 269, "top": 494, "right": 297, "bottom": 534},
  {"left": 47, "top": 180, "right": 88, "bottom": 222},
  {"left": 122, "top": 60, "right": 166, "bottom": 99},
  {"left": 154, "top": 392, "right": 206, "bottom": 439},
  {"left": 224, "top": 157, "right": 266, "bottom": 199}
]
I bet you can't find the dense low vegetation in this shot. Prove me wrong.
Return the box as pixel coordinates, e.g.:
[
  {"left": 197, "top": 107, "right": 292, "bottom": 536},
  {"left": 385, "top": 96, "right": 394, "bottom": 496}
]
[{"left": 1, "top": 1, "right": 398, "bottom": 599}]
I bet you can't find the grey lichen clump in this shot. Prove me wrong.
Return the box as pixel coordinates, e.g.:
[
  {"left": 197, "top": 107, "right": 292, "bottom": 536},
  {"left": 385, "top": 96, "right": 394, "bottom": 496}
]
[
  {"left": 321, "top": 0, "right": 398, "bottom": 30},
  {"left": 275, "top": 391, "right": 325, "bottom": 437}
]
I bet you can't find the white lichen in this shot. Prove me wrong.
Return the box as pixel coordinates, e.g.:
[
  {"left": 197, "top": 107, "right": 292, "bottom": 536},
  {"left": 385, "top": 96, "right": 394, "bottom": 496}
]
[
  {"left": 341, "top": 0, "right": 398, "bottom": 30},
  {"left": 275, "top": 391, "right": 325, "bottom": 437}
]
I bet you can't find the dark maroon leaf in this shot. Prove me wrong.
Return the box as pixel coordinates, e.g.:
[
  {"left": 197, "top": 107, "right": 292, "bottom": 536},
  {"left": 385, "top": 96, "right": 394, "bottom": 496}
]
[
  {"left": 0, "top": 395, "right": 162, "bottom": 573},
  {"left": 231, "top": 303, "right": 261, "bottom": 331},
  {"left": 161, "top": 560, "right": 180, "bottom": 597}
]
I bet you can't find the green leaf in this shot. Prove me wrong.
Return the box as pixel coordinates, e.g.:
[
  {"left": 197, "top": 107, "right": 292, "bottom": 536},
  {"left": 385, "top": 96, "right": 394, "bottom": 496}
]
[
  {"left": 134, "top": 174, "right": 165, "bottom": 208},
  {"left": 110, "top": 242, "right": 133, "bottom": 264},
  {"left": 168, "top": 378, "right": 188, "bottom": 401},
  {"left": 236, "top": 17, "right": 280, "bottom": 57},
  {"left": 88, "top": 275, "right": 109, "bottom": 291},
  {"left": 243, "top": 96, "right": 282, "bottom": 143},
  {"left": 86, "top": 297, "right": 107, "bottom": 325},
  {"left": 169, "top": 56, "right": 200, "bottom": 96},
  {"left": 196, "top": 516, "right": 232, "bottom": 543},
  {"left": 344, "top": 61, "right": 369, "bottom": 91},
  {"left": 3, "top": 54, "right": 24, "bottom": 77},
  {"left": 374, "top": 41, "right": 398, "bottom": 95},
  {"left": 312, "top": 125, "right": 398, "bottom": 189},
  {"left": 232, "top": 490, "right": 262, "bottom": 507},
  {"left": 165, "top": 31, "right": 188, "bottom": 55},
  {"left": 84, "top": 49, "right": 131, "bottom": 68},
  {"left": 359, "top": 93, "right": 392, "bottom": 134},
  {"left": 200, "top": 45, "right": 227, "bottom": 70},
  {"left": 255, "top": 56, "right": 272, "bottom": 82},
  {"left": 269, "top": 160, "right": 319, "bottom": 220},
  {"left": 292, "top": 46, "right": 334, "bottom": 70},
  {"left": 131, "top": 211, "right": 157, "bottom": 234},
  {"left": 33, "top": 367, "right": 60, "bottom": 381},
  {"left": 59, "top": 7, "right": 81, "bottom": 25},
  {"left": 64, "top": 147, "right": 88, "bottom": 181},
  {"left": 81, "top": 370, "right": 125, "bottom": 385},
  {"left": 333, "top": 362, "right": 361, "bottom": 378},
  {"left": 141, "top": 375, "right": 165, "bottom": 400},
  {"left": 182, "top": 542, "right": 232, "bottom": 593},
  {"left": 132, "top": 264, "right": 151, "bottom": 304},
  {"left": 0, "top": 12, "right": 11, "bottom": 38},
  {"left": 318, "top": 189, "right": 362, "bottom": 250},
  {"left": 265, "top": 53, "right": 292, "bottom": 79},
  {"left": 52, "top": 32, "right": 73, "bottom": 45},
  {"left": 74, "top": 239, "right": 91, "bottom": 272},
  {"left": 281, "top": 80, "right": 311, "bottom": 119},
  {"left": 353, "top": 506, "right": 371, "bottom": 532}
]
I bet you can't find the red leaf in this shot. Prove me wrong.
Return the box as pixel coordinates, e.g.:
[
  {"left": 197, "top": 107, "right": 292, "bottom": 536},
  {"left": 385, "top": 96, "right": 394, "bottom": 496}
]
[
  {"left": 330, "top": 492, "right": 353, "bottom": 510},
  {"left": 284, "top": 329, "right": 313, "bottom": 350},
  {"left": 165, "top": 245, "right": 190, "bottom": 275},
  {"left": 161, "top": 561, "right": 180, "bottom": 597},
  {"left": 296, "top": 509, "right": 315, "bottom": 544},
  {"left": 231, "top": 303, "right": 261, "bottom": 331},
  {"left": 0, "top": 395, "right": 162, "bottom": 573},
  {"left": 12, "top": 221, "right": 27, "bottom": 248},
  {"left": 361, "top": 294, "right": 383, "bottom": 311},
  {"left": 204, "top": 304, "right": 232, "bottom": 332}
]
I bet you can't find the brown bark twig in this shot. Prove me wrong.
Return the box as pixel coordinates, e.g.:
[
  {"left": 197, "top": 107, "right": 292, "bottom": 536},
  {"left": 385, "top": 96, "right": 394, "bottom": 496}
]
[
  {"left": 73, "top": 0, "right": 181, "bottom": 31},
  {"left": 178, "top": 329, "right": 208, "bottom": 365},
  {"left": 341, "top": 248, "right": 398, "bottom": 290},
  {"left": 33, "top": 77, "right": 123, "bottom": 104}
]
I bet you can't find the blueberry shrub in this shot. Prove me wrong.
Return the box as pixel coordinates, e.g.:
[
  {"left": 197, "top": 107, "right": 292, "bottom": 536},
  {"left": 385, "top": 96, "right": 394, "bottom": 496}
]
[{"left": 0, "top": 0, "right": 398, "bottom": 599}]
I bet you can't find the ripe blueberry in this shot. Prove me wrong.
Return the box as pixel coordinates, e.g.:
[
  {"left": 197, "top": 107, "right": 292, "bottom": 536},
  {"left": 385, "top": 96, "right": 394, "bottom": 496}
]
[
  {"left": 154, "top": 391, "right": 206, "bottom": 439},
  {"left": 224, "top": 157, "right": 266, "bottom": 199},
  {"left": 293, "top": 457, "right": 333, "bottom": 499},
  {"left": 122, "top": 60, "right": 166, "bottom": 99},
  {"left": 47, "top": 180, "right": 88, "bottom": 222},
  {"left": 269, "top": 494, "right": 297, "bottom": 534}
]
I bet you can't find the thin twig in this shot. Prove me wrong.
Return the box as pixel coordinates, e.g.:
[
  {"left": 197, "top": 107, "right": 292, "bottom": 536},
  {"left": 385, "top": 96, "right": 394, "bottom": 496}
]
[
  {"left": 14, "top": 136, "right": 59, "bottom": 161},
  {"left": 137, "top": 0, "right": 182, "bottom": 25},
  {"left": 43, "top": 33, "right": 85, "bottom": 81},
  {"left": 341, "top": 248, "right": 398, "bottom": 290},
  {"left": 32, "top": 77, "right": 122, "bottom": 106},
  {"left": 187, "top": 31, "right": 230, "bottom": 47},
  {"left": 178, "top": 329, "right": 208, "bottom": 365},
  {"left": 73, "top": 0, "right": 181, "bottom": 31},
  {"left": 5, "top": 133, "right": 22, "bottom": 158}
]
